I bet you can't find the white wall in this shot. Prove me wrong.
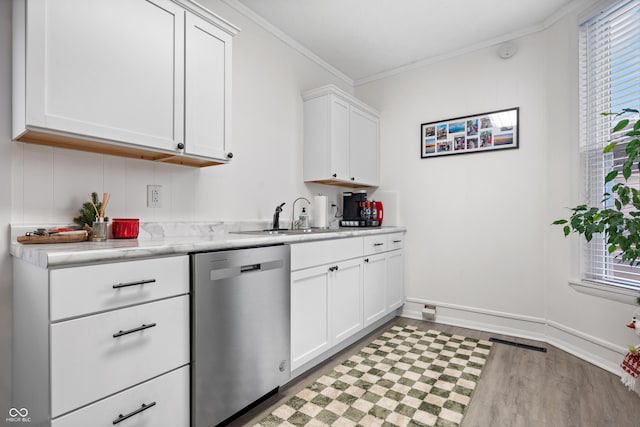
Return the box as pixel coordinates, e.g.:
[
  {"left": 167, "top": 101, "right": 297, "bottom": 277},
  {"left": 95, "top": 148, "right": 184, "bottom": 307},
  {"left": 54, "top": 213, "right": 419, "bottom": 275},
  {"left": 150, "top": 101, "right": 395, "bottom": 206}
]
[
  {"left": 10, "top": 0, "right": 346, "bottom": 226},
  {"left": 1, "top": 0, "right": 13, "bottom": 414},
  {"left": 357, "top": 26, "right": 549, "bottom": 322},
  {"left": 356, "top": 9, "right": 638, "bottom": 372},
  {"left": 4, "top": 0, "right": 348, "bottom": 413}
]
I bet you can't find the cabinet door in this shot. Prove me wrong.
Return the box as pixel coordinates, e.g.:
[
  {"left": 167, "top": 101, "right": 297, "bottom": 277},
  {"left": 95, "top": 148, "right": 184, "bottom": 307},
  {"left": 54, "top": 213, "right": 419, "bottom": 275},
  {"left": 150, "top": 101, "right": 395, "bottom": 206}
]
[
  {"left": 363, "top": 254, "right": 387, "bottom": 327},
  {"left": 349, "top": 105, "right": 379, "bottom": 186},
  {"left": 25, "top": 0, "right": 184, "bottom": 151},
  {"left": 330, "top": 96, "right": 350, "bottom": 181},
  {"left": 386, "top": 249, "right": 404, "bottom": 312},
  {"left": 51, "top": 366, "right": 189, "bottom": 427},
  {"left": 50, "top": 296, "right": 189, "bottom": 417},
  {"left": 291, "top": 266, "right": 330, "bottom": 371},
  {"left": 185, "top": 12, "right": 232, "bottom": 160},
  {"left": 330, "top": 259, "right": 363, "bottom": 345}
]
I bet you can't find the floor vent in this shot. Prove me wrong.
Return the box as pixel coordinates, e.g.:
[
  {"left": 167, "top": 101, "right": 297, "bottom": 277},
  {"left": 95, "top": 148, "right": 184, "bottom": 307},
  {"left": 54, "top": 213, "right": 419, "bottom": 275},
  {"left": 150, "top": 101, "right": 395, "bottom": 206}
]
[{"left": 489, "top": 337, "right": 547, "bottom": 353}]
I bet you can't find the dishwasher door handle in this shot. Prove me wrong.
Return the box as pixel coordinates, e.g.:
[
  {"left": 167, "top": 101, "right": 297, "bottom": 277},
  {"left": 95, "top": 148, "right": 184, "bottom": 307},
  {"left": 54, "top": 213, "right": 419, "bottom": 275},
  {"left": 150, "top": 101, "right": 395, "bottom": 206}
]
[{"left": 210, "top": 259, "right": 284, "bottom": 281}]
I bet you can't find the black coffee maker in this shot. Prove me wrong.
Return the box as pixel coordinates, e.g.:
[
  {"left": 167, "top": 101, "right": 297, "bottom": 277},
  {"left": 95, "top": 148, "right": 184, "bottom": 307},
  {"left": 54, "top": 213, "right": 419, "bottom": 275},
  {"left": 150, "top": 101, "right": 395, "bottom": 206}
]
[{"left": 340, "top": 191, "right": 380, "bottom": 227}]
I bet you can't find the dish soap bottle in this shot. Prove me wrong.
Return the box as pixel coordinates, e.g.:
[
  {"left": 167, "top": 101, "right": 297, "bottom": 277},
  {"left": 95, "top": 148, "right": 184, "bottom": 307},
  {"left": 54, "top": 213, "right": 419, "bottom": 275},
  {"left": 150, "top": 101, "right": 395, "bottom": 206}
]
[{"left": 299, "top": 207, "right": 310, "bottom": 229}]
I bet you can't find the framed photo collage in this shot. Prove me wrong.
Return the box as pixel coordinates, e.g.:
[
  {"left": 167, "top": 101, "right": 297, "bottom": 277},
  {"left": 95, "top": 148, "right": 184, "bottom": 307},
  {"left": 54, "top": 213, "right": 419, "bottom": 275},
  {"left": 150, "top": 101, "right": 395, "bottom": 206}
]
[{"left": 421, "top": 107, "right": 519, "bottom": 158}]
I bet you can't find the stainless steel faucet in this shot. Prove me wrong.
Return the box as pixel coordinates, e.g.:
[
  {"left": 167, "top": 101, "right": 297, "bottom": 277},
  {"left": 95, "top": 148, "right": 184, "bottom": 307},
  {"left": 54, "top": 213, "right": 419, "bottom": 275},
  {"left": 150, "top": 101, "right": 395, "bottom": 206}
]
[
  {"left": 272, "top": 202, "right": 285, "bottom": 230},
  {"left": 291, "top": 197, "right": 311, "bottom": 229}
]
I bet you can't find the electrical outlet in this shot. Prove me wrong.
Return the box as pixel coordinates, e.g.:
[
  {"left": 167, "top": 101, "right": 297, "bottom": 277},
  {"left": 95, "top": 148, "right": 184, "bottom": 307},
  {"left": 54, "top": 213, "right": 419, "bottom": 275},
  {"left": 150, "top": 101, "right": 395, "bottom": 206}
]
[{"left": 147, "top": 185, "right": 162, "bottom": 208}]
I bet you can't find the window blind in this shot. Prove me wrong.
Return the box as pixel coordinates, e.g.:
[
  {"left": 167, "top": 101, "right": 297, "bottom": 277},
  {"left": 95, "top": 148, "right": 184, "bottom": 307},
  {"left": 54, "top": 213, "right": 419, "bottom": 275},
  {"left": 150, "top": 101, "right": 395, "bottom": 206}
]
[{"left": 580, "top": 0, "right": 640, "bottom": 289}]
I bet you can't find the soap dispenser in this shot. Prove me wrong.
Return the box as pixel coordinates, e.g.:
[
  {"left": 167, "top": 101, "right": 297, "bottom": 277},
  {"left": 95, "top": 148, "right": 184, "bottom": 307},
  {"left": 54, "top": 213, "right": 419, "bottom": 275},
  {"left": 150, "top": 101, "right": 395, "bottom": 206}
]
[{"left": 299, "top": 207, "right": 310, "bottom": 229}]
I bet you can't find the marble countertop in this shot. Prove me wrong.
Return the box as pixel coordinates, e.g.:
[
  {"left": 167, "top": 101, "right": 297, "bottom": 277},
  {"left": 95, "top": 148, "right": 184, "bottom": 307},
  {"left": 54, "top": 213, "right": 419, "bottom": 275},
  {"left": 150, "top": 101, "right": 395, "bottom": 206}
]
[{"left": 10, "top": 223, "right": 406, "bottom": 269}]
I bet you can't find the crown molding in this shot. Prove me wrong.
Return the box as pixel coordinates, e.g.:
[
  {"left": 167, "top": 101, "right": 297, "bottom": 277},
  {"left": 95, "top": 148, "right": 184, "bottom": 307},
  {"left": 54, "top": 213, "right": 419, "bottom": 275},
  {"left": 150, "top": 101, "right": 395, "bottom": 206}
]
[
  {"left": 219, "top": 0, "right": 354, "bottom": 86},
  {"left": 220, "top": 0, "right": 596, "bottom": 88},
  {"left": 354, "top": 0, "right": 595, "bottom": 86}
]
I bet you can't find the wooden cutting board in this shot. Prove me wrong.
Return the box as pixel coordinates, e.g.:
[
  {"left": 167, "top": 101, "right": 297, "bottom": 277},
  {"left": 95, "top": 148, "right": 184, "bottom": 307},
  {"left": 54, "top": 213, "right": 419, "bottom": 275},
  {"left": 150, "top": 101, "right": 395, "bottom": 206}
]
[{"left": 17, "top": 233, "right": 88, "bottom": 244}]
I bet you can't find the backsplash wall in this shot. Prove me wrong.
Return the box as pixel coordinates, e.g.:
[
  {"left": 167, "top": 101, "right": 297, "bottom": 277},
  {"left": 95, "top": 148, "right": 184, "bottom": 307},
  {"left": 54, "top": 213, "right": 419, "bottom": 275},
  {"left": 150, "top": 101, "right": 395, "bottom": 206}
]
[{"left": 9, "top": 0, "right": 346, "bottom": 227}]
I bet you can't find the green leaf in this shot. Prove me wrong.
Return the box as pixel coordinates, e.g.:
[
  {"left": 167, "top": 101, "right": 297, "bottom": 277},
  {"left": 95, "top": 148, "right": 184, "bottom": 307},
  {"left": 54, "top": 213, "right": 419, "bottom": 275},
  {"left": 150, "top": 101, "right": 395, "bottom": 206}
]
[
  {"left": 634, "top": 120, "right": 640, "bottom": 131},
  {"left": 624, "top": 165, "right": 632, "bottom": 180},
  {"left": 605, "top": 170, "right": 619, "bottom": 183},
  {"left": 563, "top": 226, "right": 570, "bottom": 236},
  {"left": 603, "top": 141, "right": 618, "bottom": 153},
  {"left": 614, "top": 119, "right": 630, "bottom": 132},
  {"left": 552, "top": 219, "right": 568, "bottom": 225},
  {"left": 608, "top": 244, "right": 617, "bottom": 254}
]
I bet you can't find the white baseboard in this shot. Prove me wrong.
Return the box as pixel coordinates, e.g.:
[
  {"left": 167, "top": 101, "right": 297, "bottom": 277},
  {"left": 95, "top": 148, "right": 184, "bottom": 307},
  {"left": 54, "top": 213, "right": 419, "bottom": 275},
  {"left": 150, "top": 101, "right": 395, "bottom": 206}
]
[{"left": 402, "top": 297, "right": 626, "bottom": 376}]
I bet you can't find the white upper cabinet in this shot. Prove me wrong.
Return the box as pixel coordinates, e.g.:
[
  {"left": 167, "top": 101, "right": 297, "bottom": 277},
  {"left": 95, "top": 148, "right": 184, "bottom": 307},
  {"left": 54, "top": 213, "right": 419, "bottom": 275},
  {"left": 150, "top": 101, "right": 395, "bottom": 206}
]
[
  {"left": 303, "top": 85, "right": 380, "bottom": 188},
  {"left": 184, "top": 12, "right": 233, "bottom": 160},
  {"left": 13, "top": 0, "right": 238, "bottom": 167}
]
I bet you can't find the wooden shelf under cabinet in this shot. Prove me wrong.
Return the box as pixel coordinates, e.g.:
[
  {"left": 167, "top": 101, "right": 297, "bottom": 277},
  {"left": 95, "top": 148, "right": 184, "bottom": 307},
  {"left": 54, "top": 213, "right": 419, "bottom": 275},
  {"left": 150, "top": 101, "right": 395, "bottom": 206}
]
[{"left": 15, "top": 130, "right": 225, "bottom": 167}]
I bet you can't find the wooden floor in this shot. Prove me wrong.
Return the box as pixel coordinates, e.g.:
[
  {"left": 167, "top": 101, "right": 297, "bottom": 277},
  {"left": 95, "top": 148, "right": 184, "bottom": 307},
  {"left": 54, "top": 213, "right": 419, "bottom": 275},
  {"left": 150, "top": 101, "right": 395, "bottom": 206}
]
[{"left": 231, "top": 317, "right": 640, "bottom": 427}]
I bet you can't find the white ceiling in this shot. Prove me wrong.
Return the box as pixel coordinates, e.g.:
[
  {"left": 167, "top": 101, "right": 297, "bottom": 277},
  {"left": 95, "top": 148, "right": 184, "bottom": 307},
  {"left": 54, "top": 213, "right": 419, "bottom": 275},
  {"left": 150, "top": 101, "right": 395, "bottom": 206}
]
[{"left": 226, "top": 0, "right": 594, "bottom": 85}]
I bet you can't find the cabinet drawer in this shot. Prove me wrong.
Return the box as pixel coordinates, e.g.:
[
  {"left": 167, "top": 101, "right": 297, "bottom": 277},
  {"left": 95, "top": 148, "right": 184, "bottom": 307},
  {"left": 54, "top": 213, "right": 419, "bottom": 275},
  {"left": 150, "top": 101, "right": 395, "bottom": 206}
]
[
  {"left": 50, "top": 296, "right": 189, "bottom": 417},
  {"left": 363, "top": 235, "right": 388, "bottom": 255},
  {"left": 387, "top": 233, "right": 404, "bottom": 250},
  {"left": 291, "top": 237, "right": 363, "bottom": 270},
  {"left": 52, "top": 366, "right": 189, "bottom": 427},
  {"left": 50, "top": 256, "right": 189, "bottom": 320}
]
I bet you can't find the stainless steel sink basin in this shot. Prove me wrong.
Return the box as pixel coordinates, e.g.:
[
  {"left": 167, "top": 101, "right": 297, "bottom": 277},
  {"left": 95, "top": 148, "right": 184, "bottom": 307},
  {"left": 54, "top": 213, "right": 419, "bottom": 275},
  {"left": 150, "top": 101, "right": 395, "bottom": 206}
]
[{"left": 232, "top": 228, "right": 339, "bottom": 236}]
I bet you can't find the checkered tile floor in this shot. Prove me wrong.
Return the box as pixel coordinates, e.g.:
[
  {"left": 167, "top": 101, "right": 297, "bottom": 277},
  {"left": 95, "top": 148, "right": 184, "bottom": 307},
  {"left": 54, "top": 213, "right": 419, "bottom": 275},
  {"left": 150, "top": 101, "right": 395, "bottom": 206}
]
[{"left": 255, "top": 325, "right": 492, "bottom": 427}]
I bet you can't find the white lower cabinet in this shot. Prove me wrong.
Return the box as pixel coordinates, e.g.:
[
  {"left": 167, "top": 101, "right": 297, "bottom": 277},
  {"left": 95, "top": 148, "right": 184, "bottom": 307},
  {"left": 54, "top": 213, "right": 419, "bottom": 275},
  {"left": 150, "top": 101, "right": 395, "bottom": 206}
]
[
  {"left": 290, "top": 233, "right": 405, "bottom": 374},
  {"left": 291, "top": 257, "right": 363, "bottom": 371},
  {"left": 51, "top": 366, "right": 189, "bottom": 427},
  {"left": 291, "top": 265, "right": 331, "bottom": 370},
  {"left": 387, "top": 248, "right": 405, "bottom": 312},
  {"left": 330, "top": 258, "right": 363, "bottom": 345},
  {"left": 363, "top": 253, "right": 387, "bottom": 327},
  {"left": 50, "top": 296, "right": 189, "bottom": 417},
  {"left": 12, "top": 256, "right": 190, "bottom": 427}
]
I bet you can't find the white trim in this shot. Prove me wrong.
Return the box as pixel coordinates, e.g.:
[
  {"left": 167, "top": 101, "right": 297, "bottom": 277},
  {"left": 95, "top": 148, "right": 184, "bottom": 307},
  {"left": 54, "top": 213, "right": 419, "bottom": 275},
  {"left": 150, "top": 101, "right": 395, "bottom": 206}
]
[
  {"left": 405, "top": 297, "right": 547, "bottom": 325},
  {"left": 355, "top": 0, "right": 596, "bottom": 86},
  {"left": 402, "top": 296, "right": 628, "bottom": 375},
  {"left": 569, "top": 279, "right": 640, "bottom": 306},
  {"left": 354, "top": 25, "right": 546, "bottom": 86},
  {"left": 176, "top": 0, "right": 240, "bottom": 35},
  {"left": 301, "top": 84, "right": 380, "bottom": 116},
  {"left": 219, "top": 0, "right": 598, "bottom": 88},
  {"left": 219, "top": 0, "right": 354, "bottom": 86}
]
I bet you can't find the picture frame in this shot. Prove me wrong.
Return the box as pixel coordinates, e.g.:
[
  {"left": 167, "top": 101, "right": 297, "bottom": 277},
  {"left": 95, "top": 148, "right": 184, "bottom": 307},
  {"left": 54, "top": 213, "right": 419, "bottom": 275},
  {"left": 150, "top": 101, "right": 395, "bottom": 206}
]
[{"left": 420, "top": 107, "right": 519, "bottom": 158}]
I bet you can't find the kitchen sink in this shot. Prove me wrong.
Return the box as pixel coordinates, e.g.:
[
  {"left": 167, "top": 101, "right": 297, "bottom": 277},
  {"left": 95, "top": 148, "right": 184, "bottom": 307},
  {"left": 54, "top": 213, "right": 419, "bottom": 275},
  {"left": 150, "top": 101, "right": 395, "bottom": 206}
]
[{"left": 232, "top": 228, "right": 340, "bottom": 236}]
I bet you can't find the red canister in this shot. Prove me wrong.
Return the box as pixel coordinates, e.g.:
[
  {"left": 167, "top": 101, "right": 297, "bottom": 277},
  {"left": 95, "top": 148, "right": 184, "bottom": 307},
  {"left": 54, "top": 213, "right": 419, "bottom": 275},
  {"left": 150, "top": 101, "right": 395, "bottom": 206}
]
[
  {"left": 375, "top": 201, "right": 384, "bottom": 225},
  {"left": 111, "top": 218, "right": 139, "bottom": 239}
]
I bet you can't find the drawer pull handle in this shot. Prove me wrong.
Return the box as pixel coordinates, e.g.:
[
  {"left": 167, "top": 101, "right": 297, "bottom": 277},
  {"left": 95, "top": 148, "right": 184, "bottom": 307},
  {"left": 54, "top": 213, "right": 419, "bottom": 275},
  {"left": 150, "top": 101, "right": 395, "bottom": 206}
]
[
  {"left": 328, "top": 265, "right": 339, "bottom": 272},
  {"left": 112, "top": 401, "right": 156, "bottom": 425},
  {"left": 392, "top": 240, "right": 402, "bottom": 243},
  {"left": 113, "top": 323, "right": 157, "bottom": 338},
  {"left": 373, "top": 243, "right": 384, "bottom": 246},
  {"left": 112, "top": 279, "right": 156, "bottom": 289}
]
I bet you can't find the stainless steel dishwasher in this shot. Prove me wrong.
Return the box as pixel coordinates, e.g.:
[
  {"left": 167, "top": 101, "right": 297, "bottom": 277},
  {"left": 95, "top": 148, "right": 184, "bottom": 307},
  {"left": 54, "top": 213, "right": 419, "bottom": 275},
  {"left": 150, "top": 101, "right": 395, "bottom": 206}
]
[{"left": 191, "top": 245, "right": 291, "bottom": 427}]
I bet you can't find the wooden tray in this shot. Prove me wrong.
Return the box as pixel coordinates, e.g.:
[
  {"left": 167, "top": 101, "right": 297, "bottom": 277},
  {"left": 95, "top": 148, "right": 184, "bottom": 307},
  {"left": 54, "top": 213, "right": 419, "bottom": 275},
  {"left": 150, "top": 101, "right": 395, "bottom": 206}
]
[{"left": 17, "top": 233, "right": 88, "bottom": 244}]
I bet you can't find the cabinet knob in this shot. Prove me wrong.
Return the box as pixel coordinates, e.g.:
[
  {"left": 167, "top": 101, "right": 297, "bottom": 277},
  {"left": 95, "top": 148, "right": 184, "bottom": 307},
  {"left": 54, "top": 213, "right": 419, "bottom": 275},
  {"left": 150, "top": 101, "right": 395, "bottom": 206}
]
[
  {"left": 176, "top": 142, "right": 185, "bottom": 150},
  {"left": 227, "top": 152, "right": 234, "bottom": 159},
  {"left": 364, "top": 258, "right": 369, "bottom": 263},
  {"left": 332, "top": 173, "right": 337, "bottom": 178},
  {"left": 351, "top": 177, "right": 355, "bottom": 181}
]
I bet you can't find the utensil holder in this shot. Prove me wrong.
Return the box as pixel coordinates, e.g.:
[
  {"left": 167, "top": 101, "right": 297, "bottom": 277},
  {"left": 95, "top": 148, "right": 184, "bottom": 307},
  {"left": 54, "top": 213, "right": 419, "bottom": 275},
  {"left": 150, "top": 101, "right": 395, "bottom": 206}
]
[{"left": 91, "top": 220, "right": 107, "bottom": 242}]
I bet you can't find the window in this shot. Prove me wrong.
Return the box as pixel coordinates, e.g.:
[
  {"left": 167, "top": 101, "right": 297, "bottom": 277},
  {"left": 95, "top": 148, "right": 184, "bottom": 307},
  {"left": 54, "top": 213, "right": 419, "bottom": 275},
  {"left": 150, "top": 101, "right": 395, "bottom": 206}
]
[{"left": 580, "top": 0, "right": 640, "bottom": 289}]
